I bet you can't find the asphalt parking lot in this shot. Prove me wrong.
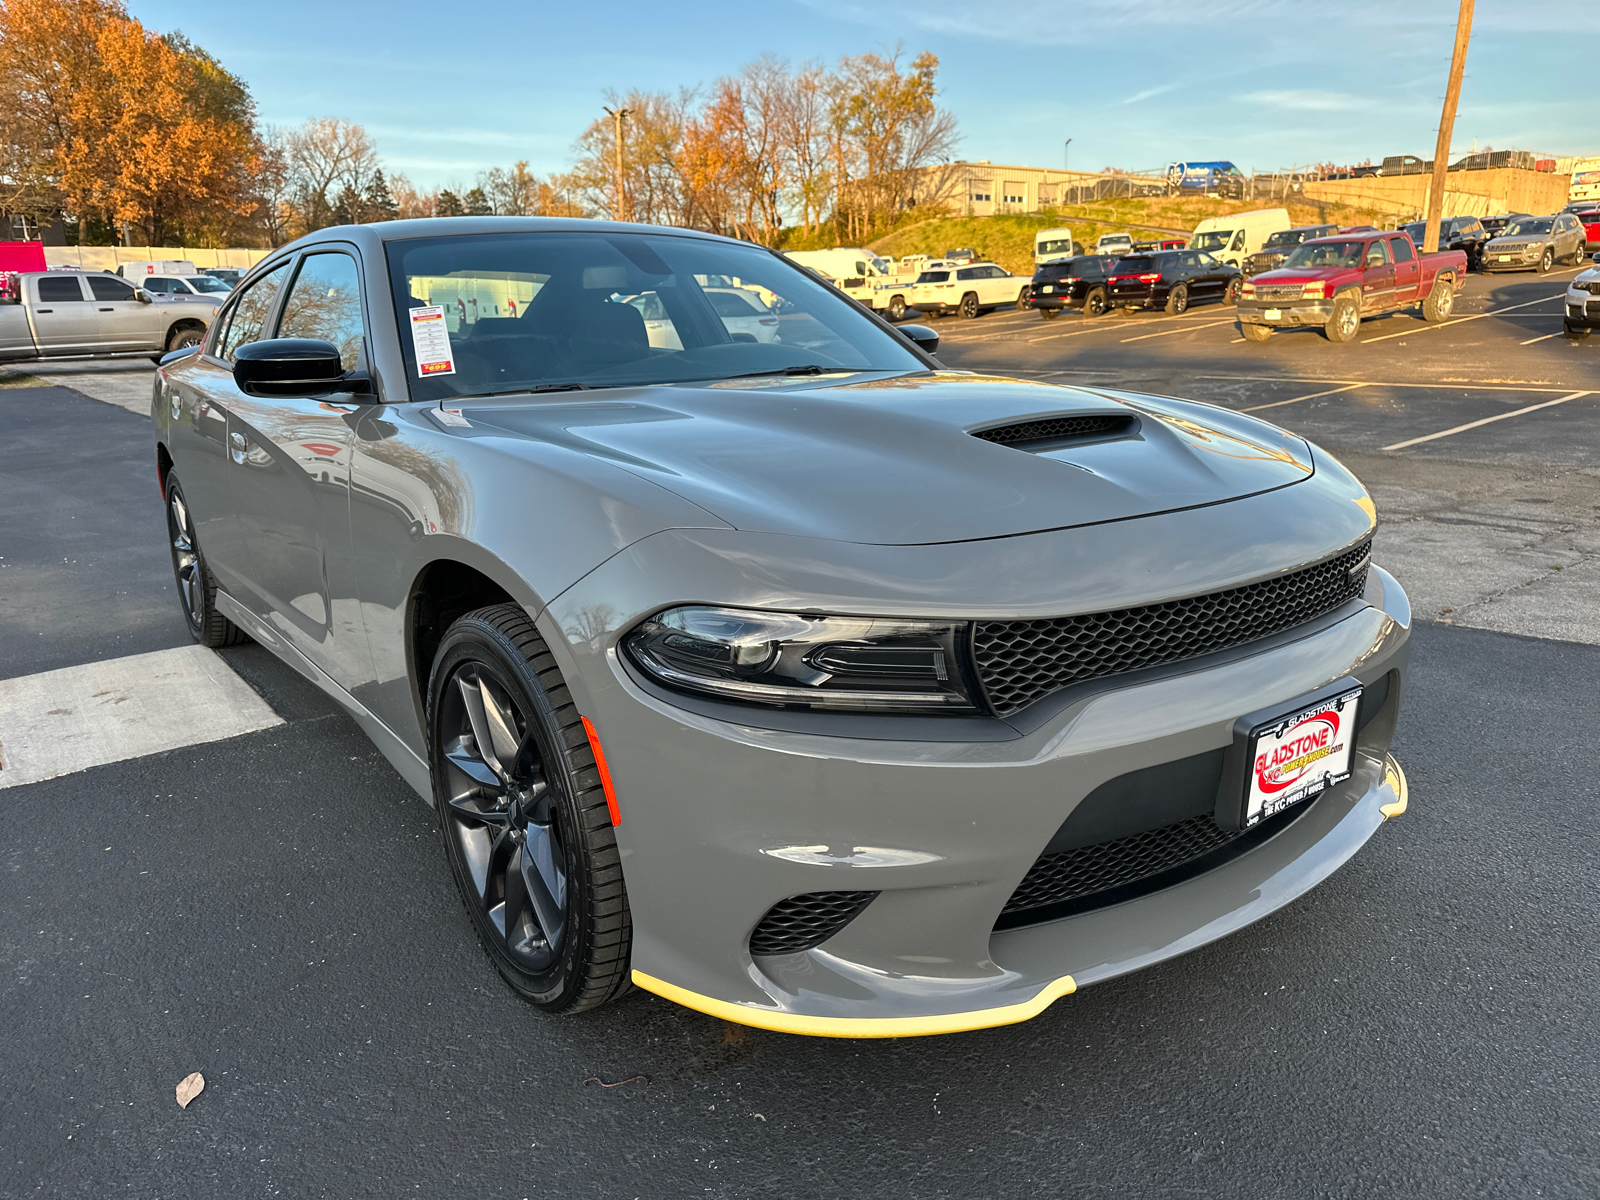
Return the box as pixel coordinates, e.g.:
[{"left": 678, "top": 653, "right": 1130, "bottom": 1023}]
[{"left": 3, "top": 266, "right": 1598, "bottom": 1198}]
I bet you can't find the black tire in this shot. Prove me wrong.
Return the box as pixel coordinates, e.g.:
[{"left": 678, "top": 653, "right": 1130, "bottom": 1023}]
[
  {"left": 887, "top": 295, "right": 907, "bottom": 321},
  {"left": 1164, "top": 283, "right": 1189, "bottom": 316},
  {"left": 1084, "top": 286, "right": 1108, "bottom": 317},
  {"left": 1241, "top": 322, "right": 1275, "bottom": 342},
  {"left": 1538, "top": 247, "right": 1553, "bottom": 274},
  {"left": 1325, "top": 292, "right": 1361, "bottom": 343},
  {"left": 1015, "top": 287, "right": 1029, "bottom": 312},
  {"left": 165, "top": 325, "right": 204, "bottom": 353},
  {"left": 428, "top": 605, "right": 632, "bottom": 1014},
  {"left": 1422, "top": 277, "right": 1455, "bottom": 323},
  {"left": 1566, "top": 322, "right": 1591, "bottom": 341},
  {"left": 1572, "top": 242, "right": 1589, "bottom": 266},
  {"left": 163, "top": 473, "right": 248, "bottom": 648},
  {"left": 1222, "top": 277, "right": 1241, "bottom": 306},
  {"left": 1039, "top": 307, "right": 1061, "bottom": 320},
  {"left": 959, "top": 292, "right": 980, "bottom": 319}
]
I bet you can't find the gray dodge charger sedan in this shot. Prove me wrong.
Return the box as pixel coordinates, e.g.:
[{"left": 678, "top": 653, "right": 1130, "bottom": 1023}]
[{"left": 151, "top": 218, "right": 1411, "bottom": 1037}]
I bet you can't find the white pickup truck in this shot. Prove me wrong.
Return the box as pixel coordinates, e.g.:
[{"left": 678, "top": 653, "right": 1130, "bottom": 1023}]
[{"left": 0, "top": 270, "right": 223, "bottom": 362}]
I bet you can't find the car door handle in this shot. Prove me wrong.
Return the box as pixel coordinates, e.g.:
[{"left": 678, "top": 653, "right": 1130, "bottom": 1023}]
[
  {"left": 229, "top": 431, "right": 246, "bottom": 465},
  {"left": 36, "top": 308, "right": 52, "bottom": 313}
]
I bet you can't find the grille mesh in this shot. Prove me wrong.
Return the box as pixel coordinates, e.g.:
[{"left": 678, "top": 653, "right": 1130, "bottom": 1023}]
[
  {"left": 1251, "top": 283, "right": 1307, "bottom": 301},
  {"left": 975, "top": 541, "right": 1372, "bottom": 716},
  {"left": 748, "top": 890, "right": 878, "bottom": 956},
  {"left": 972, "top": 414, "right": 1130, "bottom": 446},
  {"left": 1002, "top": 813, "right": 1242, "bottom": 916}
]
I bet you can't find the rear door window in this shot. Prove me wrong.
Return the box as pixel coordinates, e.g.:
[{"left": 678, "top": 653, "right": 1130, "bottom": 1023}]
[
  {"left": 36, "top": 275, "right": 86, "bottom": 302},
  {"left": 1391, "top": 237, "right": 1415, "bottom": 263},
  {"left": 217, "top": 261, "right": 291, "bottom": 360}
]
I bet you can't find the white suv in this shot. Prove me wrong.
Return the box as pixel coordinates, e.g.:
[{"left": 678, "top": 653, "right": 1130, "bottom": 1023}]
[{"left": 908, "top": 262, "right": 1028, "bottom": 318}]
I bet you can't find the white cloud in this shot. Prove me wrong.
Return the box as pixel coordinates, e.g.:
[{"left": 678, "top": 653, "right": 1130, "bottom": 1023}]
[
  {"left": 1120, "top": 83, "right": 1182, "bottom": 106},
  {"left": 1234, "top": 90, "right": 1369, "bottom": 112}
]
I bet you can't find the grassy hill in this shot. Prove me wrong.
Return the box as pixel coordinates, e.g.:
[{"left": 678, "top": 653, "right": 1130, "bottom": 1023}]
[{"left": 845, "top": 195, "right": 1390, "bottom": 276}]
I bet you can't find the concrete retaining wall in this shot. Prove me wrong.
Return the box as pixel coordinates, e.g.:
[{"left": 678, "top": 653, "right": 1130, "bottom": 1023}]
[
  {"left": 1302, "top": 169, "right": 1572, "bottom": 220},
  {"left": 41, "top": 246, "right": 274, "bottom": 271}
]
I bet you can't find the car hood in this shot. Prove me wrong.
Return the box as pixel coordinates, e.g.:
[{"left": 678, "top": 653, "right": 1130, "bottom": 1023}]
[
  {"left": 1250, "top": 264, "right": 1350, "bottom": 284},
  {"left": 457, "top": 374, "right": 1314, "bottom": 546}
]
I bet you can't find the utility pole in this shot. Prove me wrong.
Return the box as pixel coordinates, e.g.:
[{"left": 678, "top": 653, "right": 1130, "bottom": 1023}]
[
  {"left": 603, "top": 105, "right": 632, "bottom": 222},
  {"left": 1423, "top": 0, "right": 1473, "bottom": 254},
  {"left": 1064, "top": 139, "right": 1072, "bottom": 174}
]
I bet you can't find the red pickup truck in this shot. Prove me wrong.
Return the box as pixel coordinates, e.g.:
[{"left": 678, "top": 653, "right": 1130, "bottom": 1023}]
[{"left": 1235, "top": 231, "right": 1467, "bottom": 343}]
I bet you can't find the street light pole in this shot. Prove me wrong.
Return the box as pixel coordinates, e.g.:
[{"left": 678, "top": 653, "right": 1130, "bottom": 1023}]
[
  {"left": 1064, "top": 138, "right": 1073, "bottom": 174},
  {"left": 603, "top": 105, "right": 633, "bottom": 222},
  {"left": 1423, "top": 0, "right": 1473, "bottom": 254}
]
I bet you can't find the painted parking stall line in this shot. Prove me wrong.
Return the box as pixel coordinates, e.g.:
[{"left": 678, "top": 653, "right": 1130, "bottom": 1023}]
[
  {"left": 1120, "top": 318, "right": 1238, "bottom": 344},
  {"left": 0, "top": 645, "right": 282, "bottom": 789},
  {"left": 1360, "top": 293, "right": 1564, "bottom": 344},
  {"left": 1382, "top": 390, "right": 1593, "bottom": 451},
  {"left": 1240, "top": 382, "right": 1368, "bottom": 413}
]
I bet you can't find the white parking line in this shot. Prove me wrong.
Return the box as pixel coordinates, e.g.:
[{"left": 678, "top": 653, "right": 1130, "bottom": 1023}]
[
  {"left": 1240, "top": 383, "right": 1367, "bottom": 412},
  {"left": 0, "top": 645, "right": 282, "bottom": 789},
  {"left": 1023, "top": 309, "right": 1221, "bottom": 345},
  {"left": 1360, "top": 293, "right": 1563, "bottom": 344},
  {"left": 1519, "top": 332, "right": 1561, "bottom": 346},
  {"left": 1120, "top": 319, "right": 1238, "bottom": 344},
  {"left": 1382, "top": 390, "right": 1592, "bottom": 451}
]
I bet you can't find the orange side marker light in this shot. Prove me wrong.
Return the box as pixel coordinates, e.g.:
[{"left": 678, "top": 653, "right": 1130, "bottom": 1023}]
[{"left": 581, "top": 716, "right": 621, "bottom": 827}]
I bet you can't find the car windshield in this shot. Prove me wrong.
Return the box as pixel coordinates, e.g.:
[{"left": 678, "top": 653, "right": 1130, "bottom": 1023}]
[
  {"left": 182, "top": 275, "right": 233, "bottom": 293},
  {"left": 1191, "top": 231, "right": 1232, "bottom": 252},
  {"left": 1036, "top": 239, "right": 1074, "bottom": 255},
  {"left": 1501, "top": 219, "right": 1552, "bottom": 236},
  {"left": 387, "top": 231, "right": 922, "bottom": 401},
  {"left": 1283, "top": 240, "right": 1367, "bottom": 269}
]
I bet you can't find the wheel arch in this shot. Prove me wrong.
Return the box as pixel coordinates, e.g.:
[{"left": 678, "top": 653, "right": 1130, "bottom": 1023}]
[
  {"left": 156, "top": 440, "right": 174, "bottom": 498},
  {"left": 407, "top": 556, "right": 524, "bottom": 726},
  {"left": 163, "top": 316, "right": 209, "bottom": 345}
]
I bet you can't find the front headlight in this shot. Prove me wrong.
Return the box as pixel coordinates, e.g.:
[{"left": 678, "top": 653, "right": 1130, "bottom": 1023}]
[{"left": 623, "top": 606, "right": 980, "bottom": 713}]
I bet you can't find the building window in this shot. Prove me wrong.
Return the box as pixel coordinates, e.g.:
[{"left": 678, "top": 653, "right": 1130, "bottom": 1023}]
[
  {"left": 10, "top": 213, "right": 40, "bottom": 241},
  {"left": 1004, "top": 194, "right": 1025, "bottom": 204},
  {"left": 971, "top": 192, "right": 991, "bottom": 202}
]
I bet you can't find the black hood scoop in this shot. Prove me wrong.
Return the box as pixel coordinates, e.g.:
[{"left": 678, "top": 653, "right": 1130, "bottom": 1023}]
[{"left": 971, "top": 413, "right": 1138, "bottom": 449}]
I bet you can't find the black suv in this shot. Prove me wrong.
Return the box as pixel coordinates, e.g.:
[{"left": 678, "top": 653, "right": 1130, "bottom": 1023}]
[
  {"left": 1243, "top": 225, "right": 1338, "bottom": 277},
  {"left": 1107, "top": 250, "right": 1243, "bottom": 315},
  {"left": 1027, "top": 255, "right": 1118, "bottom": 319},
  {"left": 1399, "top": 215, "right": 1491, "bottom": 272}
]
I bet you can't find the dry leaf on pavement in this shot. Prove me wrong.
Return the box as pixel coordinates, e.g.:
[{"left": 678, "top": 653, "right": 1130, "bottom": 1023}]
[{"left": 175, "top": 1072, "right": 205, "bottom": 1108}]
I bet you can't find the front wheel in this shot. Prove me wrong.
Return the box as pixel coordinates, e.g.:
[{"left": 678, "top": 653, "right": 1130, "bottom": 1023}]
[
  {"left": 1240, "top": 322, "right": 1275, "bottom": 342},
  {"left": 1164, "top": 283, "right": 1189, "bottom": 315},
  {"left": 1325, "top": 293, "right": 1361, "bottom": 343},
  {"left": 429, "top": 605, "right": 632, "bottom": 1013},
  {"left": 1222, "top": 277, "right": 1241, "bottom": 306},
  {"left": 1422, "top": 278, "right": 1454, "bottom": 323},
  {"left": 1539, "top": 247, "right": 1554, "bottom": 273},
  {"left": 163, "top": 474, "right": 247, "bottom": 648},
  {"left": 887, "top": 295, "right": 907, "bottom": 321},
  {"left": 958, "top": 292, "right": 980, "bottom": 318},
  {"left": 165, "top": 325, "right": 204, "bottom": 353},
  {"left": 1084, "top": 286, "right": 1108, "bottom": 317}
]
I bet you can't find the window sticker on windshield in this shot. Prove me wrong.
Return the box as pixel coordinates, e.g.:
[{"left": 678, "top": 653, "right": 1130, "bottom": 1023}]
[{"left": 408, "top": 305, "right": 455, "bottom": 377}]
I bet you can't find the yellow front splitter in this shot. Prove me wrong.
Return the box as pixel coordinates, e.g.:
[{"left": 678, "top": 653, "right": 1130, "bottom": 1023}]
[
  {"left": 1380, "top": 754, "right": 1409, "bottom": 820},
  {"left": 631, "top": 970, "right": 1077, "bottom": 1039}
]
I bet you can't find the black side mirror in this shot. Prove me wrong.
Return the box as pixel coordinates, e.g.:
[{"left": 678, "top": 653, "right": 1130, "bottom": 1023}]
[
  {"left": 899, "top": 323, "right": 939, "bottom": 355},
  {"left": 232, "top": 338, "right": 370, "bottom": 398}
]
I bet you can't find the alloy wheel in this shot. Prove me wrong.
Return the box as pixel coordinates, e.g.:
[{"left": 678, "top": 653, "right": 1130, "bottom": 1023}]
[
  {"left": 167, "top": 488, "right": 204, "bottom": 630},
  {"left": 1335, "top": 303, "right": 1359, "bottom": 339},
  {"left": 438, "top": 661, "right": 569, "bottom": 972}
]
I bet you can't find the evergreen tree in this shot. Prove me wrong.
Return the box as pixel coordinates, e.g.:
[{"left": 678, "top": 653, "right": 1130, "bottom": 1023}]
[
  {"left": 364, "top": 169, "right": 399, "bottom": 222},
  {"left": 464, "top": 186, "right": 493, "bottom": 216},
  {"left": 436, "top": 189, "right": 465, "bottom": 217},
  {"left": 331, "top": 185, "right": 360, "bottom": 225}
]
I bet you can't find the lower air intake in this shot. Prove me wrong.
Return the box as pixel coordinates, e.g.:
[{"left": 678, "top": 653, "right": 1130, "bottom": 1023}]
[{"left": 749, "top": 890, "right": 878, "bottom": 956}]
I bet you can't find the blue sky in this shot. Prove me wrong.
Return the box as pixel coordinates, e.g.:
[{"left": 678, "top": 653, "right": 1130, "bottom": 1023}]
[{"left": 130, "top": 0, "right": 1596, "bottom": 190}]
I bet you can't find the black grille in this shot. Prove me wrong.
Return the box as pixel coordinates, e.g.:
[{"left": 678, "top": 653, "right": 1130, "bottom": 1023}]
[
  {"left": 748, "top": 890, "right": 877, "bottom": 956},
  {"left": 972, "top": 414, "right": 1131, "bottom": 446},
  {"left": 1002, "top": 813, "right": 1241, "bottom": 916},
  {"left": 975, "top": 540, "right": 1372, "bottom": 716}
]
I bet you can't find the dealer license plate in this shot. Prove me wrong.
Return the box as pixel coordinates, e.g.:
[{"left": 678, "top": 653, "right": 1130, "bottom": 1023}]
[
  {"left": 1241, "top": 686, "right": 1362, "bottom": 828},
  {"left": 1496, "top": 254, "right": 1511, "bottom": 261},
  {"left": 1263, "top": 308, "right": 1282, "bottom": 320}
]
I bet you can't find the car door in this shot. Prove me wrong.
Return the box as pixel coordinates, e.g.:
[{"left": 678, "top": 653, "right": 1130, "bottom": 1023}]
[
  {"left": 1561, "top": 215, "right": 1583, "bottom": 259},
  {"left": 976, "top": 265, "right": 1005, "bottom": 307},
  {"left": 1180, "top": 252, "right": 1213, "bottom": 301},
  {"left": 1361, "top": 240, "right": 1393, "bottom": 310},
  {"left": 28, "top": 274, "right": 99, "bottom": 352},
  {"left": 1388, "top": 236, "right": 1420, "bottom": 301},
  {"left": 166, "top": 259, "right": 294, "bottom": 604},
  {"left": 222, "top": 247, "right": 371, "bottom": 680},
  {"left": 85, "top": 273, "right": 168, "bottom": 350}
]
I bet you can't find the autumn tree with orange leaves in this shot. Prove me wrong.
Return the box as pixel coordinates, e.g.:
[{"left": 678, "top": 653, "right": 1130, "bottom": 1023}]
[{"left": 0, "top": 0, "right": 262, "bottom": 244}]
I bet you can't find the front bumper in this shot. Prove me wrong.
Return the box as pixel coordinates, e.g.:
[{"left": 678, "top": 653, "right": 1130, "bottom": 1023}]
[
  {"left": 1237, "top": 298, "right": 1335, "bottom": 327},
  {"left": 1482, "top": 247, "right": 1545, "bottom": 272},
  {"left": 1566, "top": 289, "right": 1600, "bottom": 329},
  {"left": 542, "top": 490, "right": 1412, "bottom": 1036}
]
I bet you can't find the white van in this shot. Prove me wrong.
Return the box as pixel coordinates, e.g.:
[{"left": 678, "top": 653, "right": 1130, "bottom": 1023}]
[
  {"left": 1034, "top": 228, "right": 1078, "bottom": 266},
  {"left": 1188, "top": 209, "right": 1291, "bottom": 269},
  {"left": 783, "top": 248, "right": 894, "bottom": 310},
  {"left": 115, "top": 260, "right": 198, "bottom": 280}
]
